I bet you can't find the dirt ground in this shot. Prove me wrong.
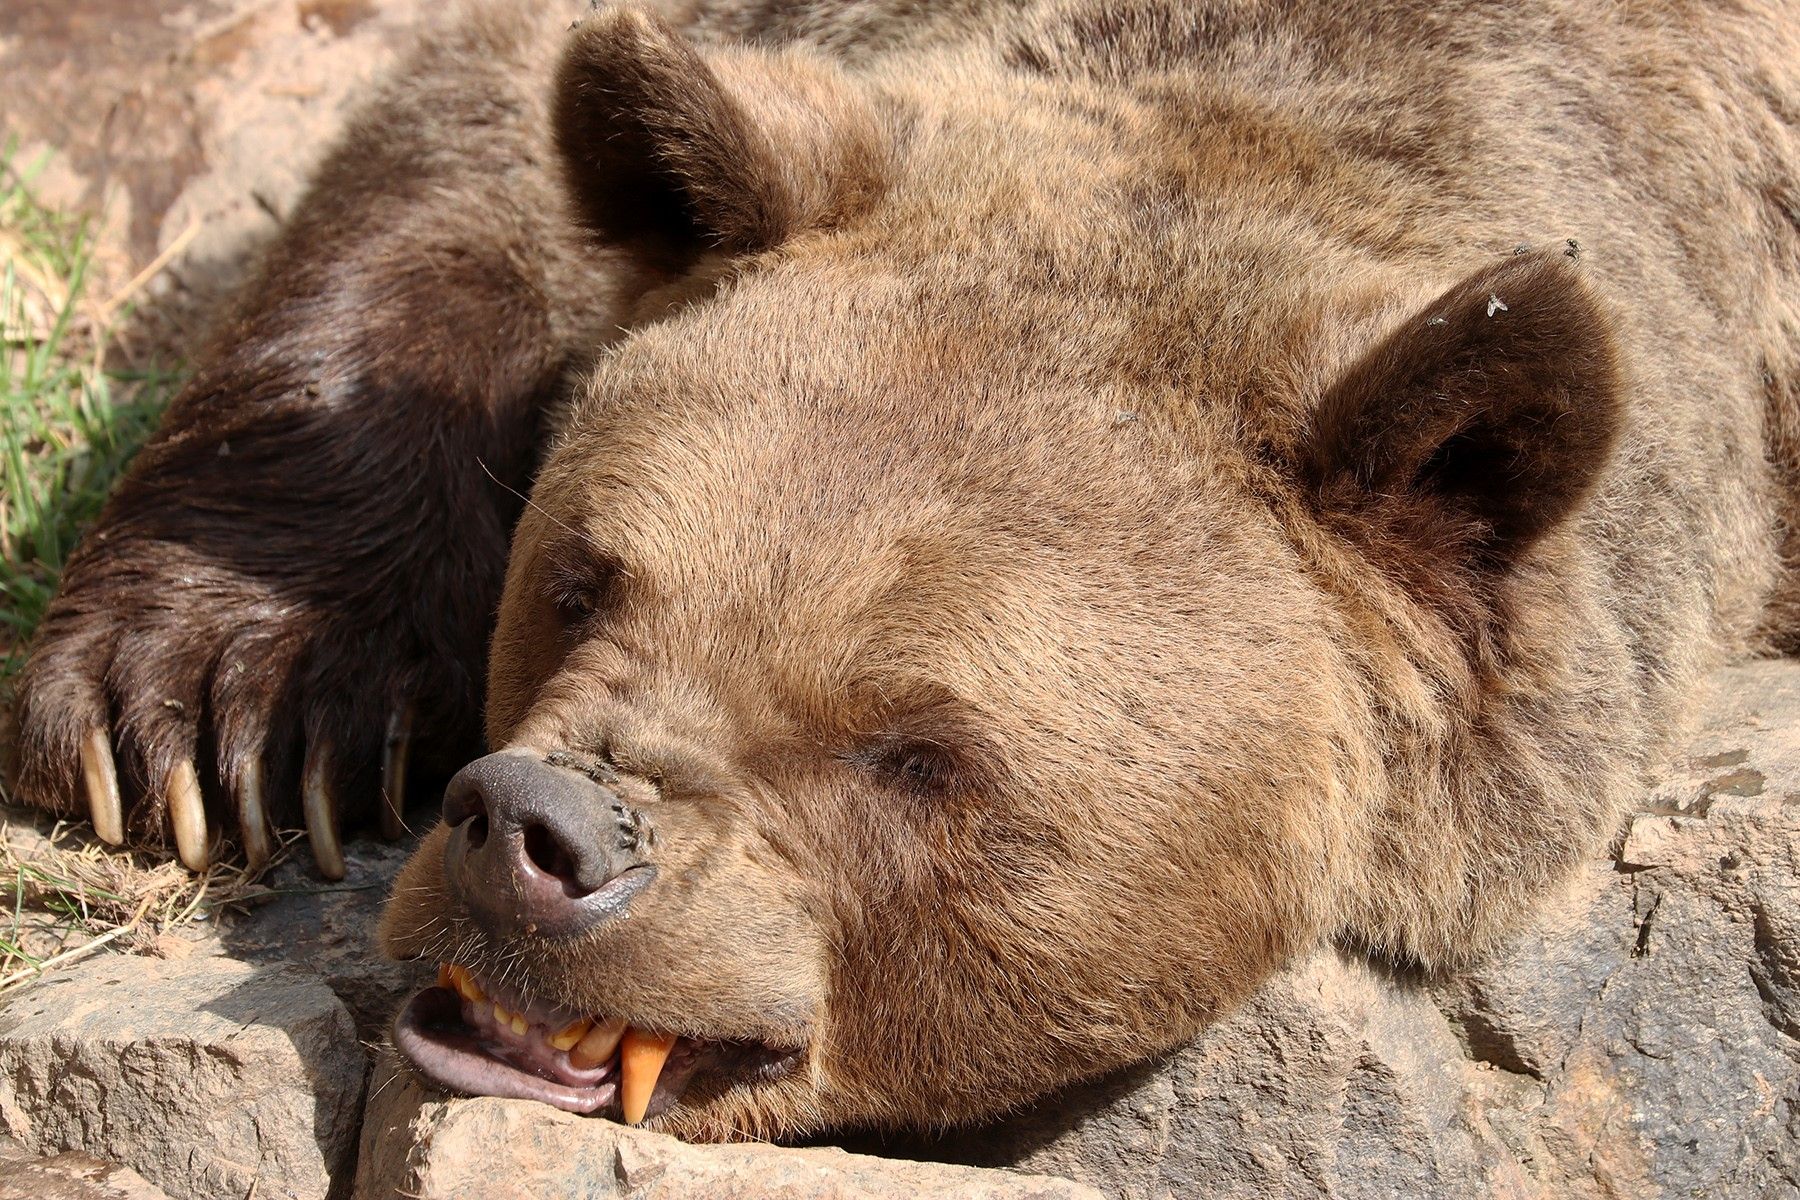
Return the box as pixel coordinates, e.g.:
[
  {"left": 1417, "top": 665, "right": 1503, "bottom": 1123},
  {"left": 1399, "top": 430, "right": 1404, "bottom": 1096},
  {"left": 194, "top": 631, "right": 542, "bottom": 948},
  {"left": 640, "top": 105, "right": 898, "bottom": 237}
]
[
  {"left": 0, "top": 0, "right": 447, "bottom": 1000},
  {"left": 2, "top": 0, "right": 435, "bottom": 366}
]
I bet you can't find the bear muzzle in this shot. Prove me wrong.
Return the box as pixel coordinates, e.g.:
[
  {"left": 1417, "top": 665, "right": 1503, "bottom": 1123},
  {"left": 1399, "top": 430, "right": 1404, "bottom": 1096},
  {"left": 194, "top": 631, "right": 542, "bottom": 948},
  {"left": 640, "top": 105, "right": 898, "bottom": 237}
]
[{"left": 440, "top": 747, "right": 658, "bottom": 940}]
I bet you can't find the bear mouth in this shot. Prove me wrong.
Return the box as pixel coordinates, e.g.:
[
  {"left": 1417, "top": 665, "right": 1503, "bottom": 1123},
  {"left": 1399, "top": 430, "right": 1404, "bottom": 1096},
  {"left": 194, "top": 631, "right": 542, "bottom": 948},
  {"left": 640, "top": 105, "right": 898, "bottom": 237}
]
[{"left": 392, "top": 963, "right": 802, "bottom": 1122}]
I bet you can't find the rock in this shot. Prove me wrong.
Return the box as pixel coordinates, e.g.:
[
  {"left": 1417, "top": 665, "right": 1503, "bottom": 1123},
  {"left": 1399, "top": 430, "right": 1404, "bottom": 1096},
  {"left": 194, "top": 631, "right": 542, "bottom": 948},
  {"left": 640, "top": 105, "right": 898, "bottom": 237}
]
[
  {"left": 0, "top": 0, "right": 426, "bottom": 265},
  {"left": 919, "top": 953, "right": 1534, "bottom": 1200},
  {"left": 218, "top": 835, "right": 433, "bottom": 1041},
  {"left": 0, "top": 0, "right": 435, "bottom": 379},
  {"left": 913, "top": 661, "right": 1800, "bottom": 1199},
  {"left": 0, "top": 955, "right": 365, "bottom": 1200},
  {"left": 0, "top": 1148, "right": 174, "bottom": 1200},
  {"left": 1435, "top": 864, "right": 1637, "bottom": 1080},
  {"left": 353, "top": 1049, "right": 1101, "bottom": 1200}
]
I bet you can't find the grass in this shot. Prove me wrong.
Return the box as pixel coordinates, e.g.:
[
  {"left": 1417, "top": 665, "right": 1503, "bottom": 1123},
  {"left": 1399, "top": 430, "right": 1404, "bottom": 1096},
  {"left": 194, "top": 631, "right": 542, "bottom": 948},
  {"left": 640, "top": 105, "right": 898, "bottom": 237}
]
[
  {"left": 0, "top": 148, "right": 281, "bottom": 995},
  {"left": 0, "top": 148, "right": 175, "bottom": 687}
]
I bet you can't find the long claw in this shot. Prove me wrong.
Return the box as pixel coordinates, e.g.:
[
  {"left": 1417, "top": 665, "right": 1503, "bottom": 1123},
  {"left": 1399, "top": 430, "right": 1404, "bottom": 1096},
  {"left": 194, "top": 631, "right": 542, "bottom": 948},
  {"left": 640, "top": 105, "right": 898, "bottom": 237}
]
[
  {"left": 303, "top": 745, "right": 346, "bottom": 881},
  {"left": 80, "top": 730, "right": 124, "bottom": 846},
  {"left": 380, "top": 707, "right": 412, "bottom": 840},
  {"left": 167, "top": 760, "right": 209, "bottom": 872},
  {"left": 234, "top": 758, "right": 273, "bottom": 869}
]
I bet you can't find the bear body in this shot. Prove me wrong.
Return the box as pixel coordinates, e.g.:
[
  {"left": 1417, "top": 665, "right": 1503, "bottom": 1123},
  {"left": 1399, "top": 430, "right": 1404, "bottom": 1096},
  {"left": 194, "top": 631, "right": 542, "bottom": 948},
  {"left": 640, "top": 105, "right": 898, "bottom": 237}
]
[{"left": 10, "top": 0, "right": 1800, "bottom": 1138}]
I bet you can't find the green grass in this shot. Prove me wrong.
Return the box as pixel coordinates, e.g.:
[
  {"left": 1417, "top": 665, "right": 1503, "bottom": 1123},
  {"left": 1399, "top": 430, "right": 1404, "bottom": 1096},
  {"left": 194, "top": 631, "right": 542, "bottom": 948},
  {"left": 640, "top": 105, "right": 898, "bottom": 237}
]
[
  {"left": 0, "top": 149, "right": 178, "bottom": 693},
  {"left": 0, "top": 168, "right": 252, "bottom": 986}
]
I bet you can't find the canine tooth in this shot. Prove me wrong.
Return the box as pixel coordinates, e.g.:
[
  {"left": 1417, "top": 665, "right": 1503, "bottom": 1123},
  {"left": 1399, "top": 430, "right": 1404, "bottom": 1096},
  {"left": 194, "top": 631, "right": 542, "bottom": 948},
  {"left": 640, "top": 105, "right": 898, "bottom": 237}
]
[
  {"left": 80, "top": 730, "right": 124, "bottom": 846},
  {"left": 569, "top": 1016, "right": 627, "bottom": 1070},
  {"left": 619, "top": 1027, "right": 678, "bottom": 1125},
  {"left": 549, "top": 1019, "right": 592, "bottom": 1051},
  {"left": 167, "top": 760, "right": 209, "bottom": 872}
]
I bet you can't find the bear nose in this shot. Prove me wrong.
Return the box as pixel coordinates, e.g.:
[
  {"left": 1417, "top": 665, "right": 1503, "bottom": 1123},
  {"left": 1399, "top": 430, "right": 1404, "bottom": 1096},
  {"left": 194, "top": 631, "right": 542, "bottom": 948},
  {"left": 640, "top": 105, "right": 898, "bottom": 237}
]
[{"left": 441, "top": 750, "right": 652, "bottom": 939}]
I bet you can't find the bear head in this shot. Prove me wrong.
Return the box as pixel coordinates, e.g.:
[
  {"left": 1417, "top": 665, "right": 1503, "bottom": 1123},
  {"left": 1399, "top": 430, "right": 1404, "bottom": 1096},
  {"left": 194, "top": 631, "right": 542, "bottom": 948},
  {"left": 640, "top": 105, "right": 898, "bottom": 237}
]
[{"left": 382, "top": 6, "right": 1623, "bottom": 1140}]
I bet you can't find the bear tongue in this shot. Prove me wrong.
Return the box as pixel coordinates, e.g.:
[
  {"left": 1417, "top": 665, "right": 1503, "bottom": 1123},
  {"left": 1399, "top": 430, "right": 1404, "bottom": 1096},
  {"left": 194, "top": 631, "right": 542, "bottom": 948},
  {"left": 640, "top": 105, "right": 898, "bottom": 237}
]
[{"left": 461, "top": 990, "right": 615, "bottom": 1088}]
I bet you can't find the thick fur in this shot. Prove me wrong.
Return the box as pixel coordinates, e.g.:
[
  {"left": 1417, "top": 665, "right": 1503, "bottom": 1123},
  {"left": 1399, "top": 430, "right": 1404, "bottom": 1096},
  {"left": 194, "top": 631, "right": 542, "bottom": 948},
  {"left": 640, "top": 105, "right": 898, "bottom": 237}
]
[{"left": 11, "top": 0, "right": 1800, "bottom": 1142}]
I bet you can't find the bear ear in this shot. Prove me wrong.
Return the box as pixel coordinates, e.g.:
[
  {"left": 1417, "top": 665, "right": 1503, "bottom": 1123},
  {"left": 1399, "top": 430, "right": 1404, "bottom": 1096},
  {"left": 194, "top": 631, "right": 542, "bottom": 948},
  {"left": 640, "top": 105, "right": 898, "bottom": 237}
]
[
  {"left": 1294, "top": 253, "right": 1623, "bottom": 582},
  {"left": 553, "top": 7, "right": 893, "bottom": 256}
]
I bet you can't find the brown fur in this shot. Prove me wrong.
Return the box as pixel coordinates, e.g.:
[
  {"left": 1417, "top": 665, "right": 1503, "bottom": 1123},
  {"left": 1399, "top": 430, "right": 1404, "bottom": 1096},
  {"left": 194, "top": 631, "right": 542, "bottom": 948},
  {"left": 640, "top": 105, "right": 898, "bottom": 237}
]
[{"left": 10, "top": 0, "right": 1800, "bottom": 1141}]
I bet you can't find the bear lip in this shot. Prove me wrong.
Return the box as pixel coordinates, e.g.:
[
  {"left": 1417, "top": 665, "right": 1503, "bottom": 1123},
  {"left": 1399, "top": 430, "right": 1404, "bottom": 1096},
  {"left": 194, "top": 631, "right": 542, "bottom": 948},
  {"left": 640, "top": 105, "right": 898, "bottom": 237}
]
[
  {"left": 394, "top": 986, "right": 629, "bottom": 1114},
  {"left": 392, "top": 965, "right": 803, "bottom": 1121}
]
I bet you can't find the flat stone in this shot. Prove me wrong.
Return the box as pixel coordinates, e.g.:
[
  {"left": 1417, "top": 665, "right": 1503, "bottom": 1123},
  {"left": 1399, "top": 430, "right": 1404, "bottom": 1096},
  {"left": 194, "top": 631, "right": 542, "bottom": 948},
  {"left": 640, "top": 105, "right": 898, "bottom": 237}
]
[
  {"left": 218, "top": 834, "right": 432, "bottom": 1040},
  {"left": 918, "top": 952, "right": 1534, "bottom": 1200},
  {"left": 0, "top": 0, "right": 439, "bottom": 380},
  {"left": 0, "top": 1149, "right": 174, "bottom": 1200},
  {"left": 1437, "top": 864, "right": 1637, "bottom": 1079},
  {"left": 0, "top": 955, "right": 365, "bottom": 1200},
  {"left": 353, "top": 1049, "right": 1101, "bottom": 1200}
]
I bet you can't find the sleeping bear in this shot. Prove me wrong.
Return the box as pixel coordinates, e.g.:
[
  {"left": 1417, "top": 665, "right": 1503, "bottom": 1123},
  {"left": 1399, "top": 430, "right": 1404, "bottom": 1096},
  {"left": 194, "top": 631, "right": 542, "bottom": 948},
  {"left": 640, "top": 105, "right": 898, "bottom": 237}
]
[{"left": 9, "top": 0, "right": 1799, "bottom": 1141}]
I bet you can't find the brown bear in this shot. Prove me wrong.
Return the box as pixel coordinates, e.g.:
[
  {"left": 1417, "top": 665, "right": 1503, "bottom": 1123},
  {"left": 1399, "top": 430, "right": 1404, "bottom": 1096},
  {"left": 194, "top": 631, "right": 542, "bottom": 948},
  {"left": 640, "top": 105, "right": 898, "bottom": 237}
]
[{"left": 8, "top": 0, "right": 1799, "bottom": 1142}]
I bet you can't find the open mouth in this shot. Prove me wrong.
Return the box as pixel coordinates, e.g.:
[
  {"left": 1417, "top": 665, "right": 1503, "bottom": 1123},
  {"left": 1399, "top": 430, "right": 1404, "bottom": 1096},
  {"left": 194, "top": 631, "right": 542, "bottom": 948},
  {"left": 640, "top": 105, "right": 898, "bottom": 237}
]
[{"left": 392, "top": 964, "right": 800, "bottom": 1123}]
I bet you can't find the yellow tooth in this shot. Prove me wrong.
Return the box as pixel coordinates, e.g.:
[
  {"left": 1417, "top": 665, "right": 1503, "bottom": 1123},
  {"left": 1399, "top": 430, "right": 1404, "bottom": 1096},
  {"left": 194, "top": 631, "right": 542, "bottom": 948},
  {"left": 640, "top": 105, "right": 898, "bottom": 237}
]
[
  {"left": 450, "top": 965, "right": 485, "bottom": 1004},
  {"left": 569, "top": 1016, "right": 627, "bottom": 1070},
  {"left": 619, "top": 1027, "right": 679, "bottom": 1125},
  {"left": 437, "top": 963, "right": 454, "bottom": 990},
  {"left": 493, "top": 1002, "right": 514, "bottom": 1028},
  {"left": 510, "top": 1014, "right": 529, "bottom": 1036},
  {"left": 549, "top": 1019, "right": 592, "bottom": 1052}
]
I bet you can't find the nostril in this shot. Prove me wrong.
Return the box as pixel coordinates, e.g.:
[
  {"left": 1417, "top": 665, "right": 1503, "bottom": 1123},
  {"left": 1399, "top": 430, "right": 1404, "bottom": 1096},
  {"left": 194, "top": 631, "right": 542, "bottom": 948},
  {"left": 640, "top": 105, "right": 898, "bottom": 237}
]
[
  {"left": 442, "top": 770, "right": 488, "bottom": 831},
  {"left": 523, "top": 821, "right": 578, "bottom": 885},
  {"left": 466, "top": 814, "right": 489, "bottom": 851}
]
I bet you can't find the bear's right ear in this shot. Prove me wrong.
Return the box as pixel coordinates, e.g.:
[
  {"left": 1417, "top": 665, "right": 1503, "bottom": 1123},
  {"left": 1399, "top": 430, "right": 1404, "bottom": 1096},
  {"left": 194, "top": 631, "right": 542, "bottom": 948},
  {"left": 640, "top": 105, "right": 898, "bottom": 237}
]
[
  {"left": 553, "top": 8, "right": 892, "bottom": 256},
  {"left": 1292, "top": 252, "right": 1624, "bottom": 596}
]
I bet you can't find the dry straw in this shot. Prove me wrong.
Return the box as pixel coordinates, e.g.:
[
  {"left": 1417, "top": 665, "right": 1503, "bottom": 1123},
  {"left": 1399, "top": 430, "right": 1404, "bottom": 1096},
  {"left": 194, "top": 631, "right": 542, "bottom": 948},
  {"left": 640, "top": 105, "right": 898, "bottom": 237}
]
[{"left": 0, "top": 813, "right": 300, "bottom": 996}]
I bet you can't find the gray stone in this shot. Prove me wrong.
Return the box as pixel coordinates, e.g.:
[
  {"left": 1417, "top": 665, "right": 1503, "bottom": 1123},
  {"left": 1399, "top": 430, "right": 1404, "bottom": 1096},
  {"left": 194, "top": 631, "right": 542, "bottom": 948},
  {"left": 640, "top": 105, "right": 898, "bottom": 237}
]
[
  {"left": 933, "top": 953, "right": 1535, "bottom": 1200},
  {"left": 1437, "top": 865, "right": 1637, "bottom": 1080},
  {"left": 920, "top": 661, "right": 1800, "bottom": 1200},
  {"left": 0, "top": 955, "right": 365, "bottom": 1200},
  {"left": 354, "top": 1049, "right": 1102, "bottom": 1200},
  {"left": 218, "top": 835, "right": 432, "bottom": 1041}
]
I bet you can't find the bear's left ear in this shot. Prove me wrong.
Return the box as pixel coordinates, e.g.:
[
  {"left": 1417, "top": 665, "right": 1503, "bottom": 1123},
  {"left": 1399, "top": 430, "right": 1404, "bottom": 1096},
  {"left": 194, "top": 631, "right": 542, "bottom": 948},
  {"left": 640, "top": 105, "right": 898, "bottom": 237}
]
[
  {"left": 1294, "top": 253, "right": 1623, "bottom": 581},
  {"left": 553, "top": 7, "right": 892, "bottom": 257}
]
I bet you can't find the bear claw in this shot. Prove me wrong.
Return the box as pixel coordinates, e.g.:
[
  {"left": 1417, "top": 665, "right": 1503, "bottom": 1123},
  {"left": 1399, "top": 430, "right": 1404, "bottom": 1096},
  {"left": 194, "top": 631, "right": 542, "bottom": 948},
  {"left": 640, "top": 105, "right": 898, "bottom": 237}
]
[
  {"left": 234, "top": 759, "right": 273, "bottom": 869},
  {"left": 302, "top": 747, "right": 346, "bottom": 881},
  {"left": 79, "top": 730, "right": 124, "bottom": 847},
  {"left": 380, "top": 707, "right": 413, "bottom": 840},
  {"left": 166, "top": 761, "right": 209, "bottom": 872}
]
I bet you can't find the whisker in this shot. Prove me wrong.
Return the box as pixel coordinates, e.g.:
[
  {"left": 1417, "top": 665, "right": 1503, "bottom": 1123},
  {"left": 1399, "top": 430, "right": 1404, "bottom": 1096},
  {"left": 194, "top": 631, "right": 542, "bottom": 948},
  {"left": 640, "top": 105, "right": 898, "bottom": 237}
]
[{"left": 476, "top": 457, "right": 610, "bottom": 558}]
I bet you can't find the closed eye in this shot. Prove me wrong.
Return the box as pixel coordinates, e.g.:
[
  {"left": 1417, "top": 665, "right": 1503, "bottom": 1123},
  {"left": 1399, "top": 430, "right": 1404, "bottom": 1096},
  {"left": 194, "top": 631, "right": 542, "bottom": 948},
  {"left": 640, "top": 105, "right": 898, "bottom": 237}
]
[
  {"left": 541, "top": 542, "right": 628, "bottom": 628},
  {"left": 846, "top": 733, "right": 982, "bottom": 801}
]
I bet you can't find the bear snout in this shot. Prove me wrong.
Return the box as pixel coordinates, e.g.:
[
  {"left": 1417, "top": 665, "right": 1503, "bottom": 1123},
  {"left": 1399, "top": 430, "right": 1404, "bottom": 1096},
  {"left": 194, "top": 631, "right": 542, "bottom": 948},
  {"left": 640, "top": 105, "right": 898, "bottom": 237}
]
[{"left": 441, "top": 749, "right": 657, "bottom": 939}]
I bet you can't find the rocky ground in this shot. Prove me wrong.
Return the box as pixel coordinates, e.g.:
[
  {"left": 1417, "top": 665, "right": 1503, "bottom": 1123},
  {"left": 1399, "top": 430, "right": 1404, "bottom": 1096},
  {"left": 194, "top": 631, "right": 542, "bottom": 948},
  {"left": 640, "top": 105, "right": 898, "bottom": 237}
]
[
  {"left": 3, "top": 664, "right": 1795, "bottom": 1199},
  {"left": 2, "top": 1, "right": 1798, "bottom": 1197}
]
